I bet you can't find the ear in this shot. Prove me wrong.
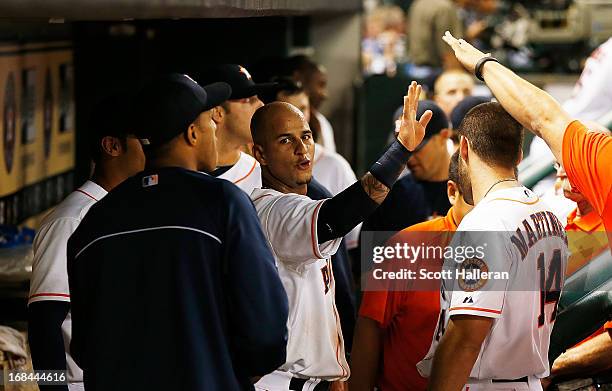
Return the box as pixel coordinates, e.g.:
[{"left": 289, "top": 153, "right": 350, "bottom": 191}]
[
  {"left": 516, "top": 148, "right": 523, "bottom": 165},
  {"left": 185, "top": 123, "right": 199, "bottom": 147},
  {"left": 252, "top": 143, "right": 267, "bottom": 166},
  {"left": 459, "top": 135, "right": 469, "bottom": 163},
  {"left": 447, "top": 180, "right": 458, "bottom": 206},
  {"left": 211, "top": 106, "right": 224, "bottom": 124},
  {"left": 101, "top": 136, "right": 123, "bottom": 157},
  {"left": 440, "top": 128, "right": 452, "bottom": 140}
]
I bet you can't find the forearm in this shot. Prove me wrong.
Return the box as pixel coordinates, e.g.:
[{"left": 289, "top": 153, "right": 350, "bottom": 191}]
[
  {"left": 481, "top": 61, "right": 571, "bottom": 162},
  {"left": 348, "top": 317, "right": 383, "bottom": 391},
  {"left": 28, "top": 301, "right": 70, "bottom": 391},
  {"left": 551, "top": 331, "right": 612, "bottom": 379},
  {"left": 317, "top": 180, "right": 379, "bottom": 243},
  {"left": 428, "top": 316, "right": 492, "bottom": 391},
  {"left": 428, "top": 335, "right": 481, "bottom": 391}
]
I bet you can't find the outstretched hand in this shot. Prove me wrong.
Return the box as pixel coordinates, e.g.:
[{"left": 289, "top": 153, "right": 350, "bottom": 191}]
[
  {"left": 396, "top": 81, "right": 432, "bottom": 152},
  {"left": 441, "top": 31, "right": 489, "bottom": 73}
]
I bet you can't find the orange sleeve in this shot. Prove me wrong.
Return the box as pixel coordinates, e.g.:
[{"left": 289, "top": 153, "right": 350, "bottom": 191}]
[
  {"left": 359, "top": 291, "right": 389, "bottom": 325},
  {"left": 562, "top": 120, "right": 612, "bottom": 217},
  {"left": 605, "top": 321, "right": 612, "bottom": 330}
]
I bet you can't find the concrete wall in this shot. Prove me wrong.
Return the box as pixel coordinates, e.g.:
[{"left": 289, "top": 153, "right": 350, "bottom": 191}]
[{"left": 310, "top": 13, "right": 361, "bottom": 164}]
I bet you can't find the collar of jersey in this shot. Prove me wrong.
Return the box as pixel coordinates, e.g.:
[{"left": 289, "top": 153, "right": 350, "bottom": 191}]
[
  {"left": 80, "top": 180, "right": 108, "bottom": 201},
  {"left": 482, "top": 185, "right": 537, "bottom": 204}
]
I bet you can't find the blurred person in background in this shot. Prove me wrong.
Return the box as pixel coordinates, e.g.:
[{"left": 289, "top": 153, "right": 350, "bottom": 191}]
[
  {"left": 362, "top": 5, "right": 407, "bottom": 76},
  {"left": 288, "top": 55, "right": 337, "bottom": 152},
  {"left": 433, "top": 70, "right": 475, "bottom": 117},
  {"left": 407, "top": 0, "right": 464, "bottom": 79}
]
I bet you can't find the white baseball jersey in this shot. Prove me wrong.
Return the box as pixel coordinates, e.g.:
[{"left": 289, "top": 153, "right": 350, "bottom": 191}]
[
  {"left": 217, "top": 151, "right": 261, "bottom": 194},
  {"left": 563, "top": 38, "right": 612, "bottom": 121},
  {"left": 250, "top": 188, "right": 349, "bottom": 385},
  {"left": 312, "top": 143, "right": 361, "bottom": 249},
  {"left": 417, "top": 187, "right": 568, "bottom": 382},
  {"left": 29, "top": 180, "right": 107, "bottom": 388},
  {"left": 314, "top": 111, "right": 337, "bottom": 153}
]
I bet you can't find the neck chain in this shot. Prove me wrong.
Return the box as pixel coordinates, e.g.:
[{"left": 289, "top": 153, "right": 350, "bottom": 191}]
[{"left": 483, "top": 178, "right": 517, "bottom": 199}]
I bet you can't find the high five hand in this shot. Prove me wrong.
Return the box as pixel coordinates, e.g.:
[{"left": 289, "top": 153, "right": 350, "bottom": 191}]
[
  {"left": 397, "top": 81, "right": 432, "bottom": 152},
  {"left": 441, "top": 31, "right": 489, "bottom": 73}
]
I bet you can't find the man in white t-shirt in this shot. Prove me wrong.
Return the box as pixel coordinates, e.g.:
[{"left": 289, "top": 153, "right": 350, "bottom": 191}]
[
  {"left": 417, "top": 102, "right": 568, "bottom": 391},
  {"left": 249, "top": 81, "right": 432, "bottom": 390},
  {"left": 196, "top": 64, "right": 276, "bottom": 194},
  {"left": 27, "top": 95, "right": 145, "bottom": 391}
]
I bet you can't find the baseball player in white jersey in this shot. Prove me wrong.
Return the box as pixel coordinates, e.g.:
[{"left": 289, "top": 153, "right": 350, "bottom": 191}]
[
  {"left": 417, "top": 102, "right": 568, "bottom": 391},
  {"left": 249, "top": 82, "right": 432, "bottom": 390},
  {"left": 196, "top": 64, "right": 279, "bottom": 193},
  {"left": 261, "top": 76, "right": 361, "bottom": 249},
  {"left": 27, "top": 95, "right": 144, "bottom": 391},
  {"left": 217, "top": 150, "right": 262, "bottom": 193}
]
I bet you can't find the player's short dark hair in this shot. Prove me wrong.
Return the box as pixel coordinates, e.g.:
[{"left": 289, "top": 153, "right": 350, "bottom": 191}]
[
  {"left": 88, "top": 94, "right": 131, "bottom": 164},
  {"left": 457, "top": 102, "right": 523, "bottom": 169},
  {"left": 448, "top": 150, "right": 460, "bottom": 186},
  {"left": 259, "top": 77, "right": 304, "bottom": 104},
  {"left": 286, "top": 55, "right": 320, "bottom": 79}
]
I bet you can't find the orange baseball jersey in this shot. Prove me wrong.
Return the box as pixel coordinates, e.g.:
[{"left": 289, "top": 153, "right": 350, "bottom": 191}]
[
  {"left": 562, "top": 120, "right": 612, "bottom": 250},
  {"left": 359, "top": 208, "right": 458, "bottom": 391},
  {"left": 565, "top": 208, "right": 607, "bottom": 276},
  {"left": 563, "top": 209, "right": 611, "bottom": 348}
]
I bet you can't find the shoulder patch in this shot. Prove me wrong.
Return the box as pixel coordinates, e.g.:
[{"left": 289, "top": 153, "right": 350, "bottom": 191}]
[{"left": 142, "top": 174, "right": 159, "bottom": 188}]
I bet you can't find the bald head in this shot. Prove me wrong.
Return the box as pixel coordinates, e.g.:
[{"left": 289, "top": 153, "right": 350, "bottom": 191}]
[
  {"left": 251, "top": 102, "right": 308, "bottom": 145},
  {"left": 434, "top": 70, "right": 475, "bottom": 116}
]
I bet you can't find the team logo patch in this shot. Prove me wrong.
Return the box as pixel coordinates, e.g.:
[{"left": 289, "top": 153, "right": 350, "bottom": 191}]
[
  {"left": 238, "top": 65, "right": 252, "bottom": 80},
  {"left": 3, "top": 72, "right": 16, "bottom": 174},
  {"left": 457, "top": 257, "right": 489, "bottom": 292},
  {"left": 142, "top": 174, "right": 159, "bottom": 187}
]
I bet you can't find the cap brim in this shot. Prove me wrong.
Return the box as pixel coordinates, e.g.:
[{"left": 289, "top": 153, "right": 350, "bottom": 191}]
[
  {"left": 232, "top": 82, "right": 279, "bottom": 100},
  {"left": 202, "top": 82, "right": 232, "bottom": 110}
]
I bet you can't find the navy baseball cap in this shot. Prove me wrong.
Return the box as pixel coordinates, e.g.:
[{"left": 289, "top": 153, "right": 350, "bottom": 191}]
[
  {"left": 450, "top": 96, "right": 491, "bottom": 130},
  {"left": 196, "top": 64, "right": 278, "bottom": 100},
  {"left": 392, "top": 100, "right": 450, "bottom": 151},
  {"left": 133, "top": 73, "right": 231, "bottom": 147}
]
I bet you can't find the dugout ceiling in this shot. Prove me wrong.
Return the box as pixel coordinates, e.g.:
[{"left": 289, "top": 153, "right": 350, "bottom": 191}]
[{"left": 0, "top": 0, "right": 362, "bottom": 20}]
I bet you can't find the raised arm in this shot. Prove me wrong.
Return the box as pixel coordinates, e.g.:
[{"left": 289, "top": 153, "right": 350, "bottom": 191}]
[
  {"left": 317, "top": 82, "right": 431, "bottom": 243},
  {"left": 441, "top": 31, "right": 572, "bottom": 163}
]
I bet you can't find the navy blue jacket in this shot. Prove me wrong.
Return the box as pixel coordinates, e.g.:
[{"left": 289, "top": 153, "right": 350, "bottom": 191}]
[{"left": 67, "top": 167, "right": 288, "bottom": 391}]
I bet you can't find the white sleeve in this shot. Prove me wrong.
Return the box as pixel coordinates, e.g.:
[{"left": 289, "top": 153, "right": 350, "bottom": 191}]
[
  {"left": 259, "top": 195, "right": 342, "bottom": 265},
  {"left": 28, "top": 217, "right": 80, "bottom": 304},
  {"left": 447, "top": 231, "right": 512, "bottom": 319}
]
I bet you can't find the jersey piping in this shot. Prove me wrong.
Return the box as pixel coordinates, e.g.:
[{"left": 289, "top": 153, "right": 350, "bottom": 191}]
[{"left": 74, "top": 225, "right": 222, "bottom": 259}]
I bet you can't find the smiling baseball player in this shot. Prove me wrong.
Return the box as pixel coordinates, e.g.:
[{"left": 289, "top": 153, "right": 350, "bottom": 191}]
[{"left": 249, "top": 82, "right": 431, "bottom": 391}]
